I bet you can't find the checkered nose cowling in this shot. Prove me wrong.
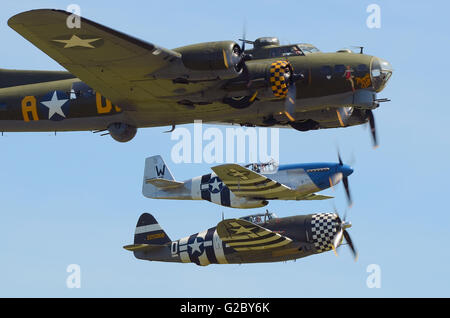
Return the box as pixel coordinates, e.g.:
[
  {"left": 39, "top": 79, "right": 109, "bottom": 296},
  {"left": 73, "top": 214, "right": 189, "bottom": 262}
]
[
  {"left": 269, "top": 60, "right": 292, "bottom": 98},
  {"left": 309, "top": 213, "right": 340, "bottom": 254}
]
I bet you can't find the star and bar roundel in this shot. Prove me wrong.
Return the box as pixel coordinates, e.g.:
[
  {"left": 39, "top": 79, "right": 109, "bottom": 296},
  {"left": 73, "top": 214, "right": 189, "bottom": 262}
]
[
  {"left": 39, "top": 90, "right": 70, "bottom": 121},
  {"left": 200, "top": 174, "right": 231, "bottom": 207}
]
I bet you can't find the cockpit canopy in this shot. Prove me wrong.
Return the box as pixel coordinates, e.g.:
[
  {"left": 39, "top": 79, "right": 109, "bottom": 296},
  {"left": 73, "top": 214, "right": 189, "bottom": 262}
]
[
  {"left": 240, "top": 212, "right": 278, "bottom": 225},
  {"left": 244, "top": 159, "right": 279, "bottom": 174},
  {"left": 245, "top": 37, "right": 320, "bottom": 59}
]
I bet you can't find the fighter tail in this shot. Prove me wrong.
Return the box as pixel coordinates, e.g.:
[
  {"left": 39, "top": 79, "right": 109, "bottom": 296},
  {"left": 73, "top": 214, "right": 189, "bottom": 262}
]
[
  {"left": 133, "top": 213, "right": 171, "bottom": 245},
  {"left": 123, "top": 213, "right": 172, "bottom": 258},
  {"left": 142, "top": 155, "right": 182, "bottom": 198}
]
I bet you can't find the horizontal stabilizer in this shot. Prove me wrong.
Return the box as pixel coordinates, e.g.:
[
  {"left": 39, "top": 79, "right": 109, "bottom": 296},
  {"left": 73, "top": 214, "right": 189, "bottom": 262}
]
[
  {"left": 145, "top": 178, "right": 184, "bottom": 189},
  {"left": 123, "top": 244, "right": 165, "bottom": 252}
]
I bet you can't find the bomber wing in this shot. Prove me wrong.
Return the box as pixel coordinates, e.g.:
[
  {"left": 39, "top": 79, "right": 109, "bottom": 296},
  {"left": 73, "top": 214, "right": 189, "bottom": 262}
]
[
  {"left": 211, "top": 163, "right": 296, "bottom": 199},
  {"left": 217, "top": 218, "right": 292, "bottom": 252},
  {"left": 7, "top": 9, "right": 208, "bottom": 110}
]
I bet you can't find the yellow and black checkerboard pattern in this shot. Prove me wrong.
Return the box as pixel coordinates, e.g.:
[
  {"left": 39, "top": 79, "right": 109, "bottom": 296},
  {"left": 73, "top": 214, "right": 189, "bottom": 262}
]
[{"left": 269, "top": 61, "right": 290, "bottom": 98}]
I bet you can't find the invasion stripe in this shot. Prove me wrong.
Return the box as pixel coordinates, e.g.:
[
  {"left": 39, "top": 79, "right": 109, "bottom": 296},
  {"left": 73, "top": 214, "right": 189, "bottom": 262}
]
[
  {"left": 228, "top": 183, "right": 283, "bottom": 192},
  {"left": 200, "top": 173, "right": 212, "bottom": 202},
  {"left": 187, "top": 234, "right": 198, "bottom": 265},
  {"left": 233, "top": 238, "right": 291, "bottom": 251},
  {"left": 221, "top": 231, "right": 274, "bottom": 243},
  {"left": 227, "top": 234, "right": 281, "bottom": 246},
  {"left": 213, "top": 230, "right": 228, "bottom": 264},
  {"left": 227, "top": 181, "right": 276, "bottom": 190},
  {"left": 224, "top": 179, "right": 275, "bottom": 187},
  {"left": 220, "top": 187, "right": 231, "bottom": 207},
  {"left": 205, "top": 228, "right": 218, "bottom": 264},
  {"left": 178, "top": 237, "right": 191, "bottom": 263},
  {"left": 221, "top": 176, "right": 267, "bottom": 185}
]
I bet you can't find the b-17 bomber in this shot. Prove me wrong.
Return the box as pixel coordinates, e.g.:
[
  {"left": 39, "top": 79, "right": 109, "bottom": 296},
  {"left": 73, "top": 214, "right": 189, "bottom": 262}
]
[{"left": 0, "top": 9, "right": 392, "bottom": 145}]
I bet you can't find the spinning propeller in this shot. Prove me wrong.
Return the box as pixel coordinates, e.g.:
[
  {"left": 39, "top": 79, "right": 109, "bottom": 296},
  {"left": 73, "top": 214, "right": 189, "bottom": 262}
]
[
  {"left": 367, "top": 109, "right": 378, "bottom": 148},
  {"left": 331, "top": 209, "right": 358, "bottom": 261},
  {"left": 237, "top": 33, "right": 303, "bottom": 118},
  {"left": 282, "top": 62, "right": 304, "bottom": 121},
  {"left": 337, "top": 151, "right": 353, "bottom": 208},
  {"left": 237, "top": 31, "right": 254, "bottom": 87}
]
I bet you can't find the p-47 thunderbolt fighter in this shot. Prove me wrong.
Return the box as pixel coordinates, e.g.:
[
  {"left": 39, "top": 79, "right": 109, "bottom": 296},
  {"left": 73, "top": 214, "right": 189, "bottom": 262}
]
[
  {"left": 142, "top": 155, "right": 353, "bottom": 209},
  {"left": 123, "top": 211, "right": 357, "bottom": 266}
]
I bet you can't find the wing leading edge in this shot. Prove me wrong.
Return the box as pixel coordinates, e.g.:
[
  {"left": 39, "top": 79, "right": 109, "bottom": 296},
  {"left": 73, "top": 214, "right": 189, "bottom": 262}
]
[{"left": 8, "top": 9, "right": 182, "bottom": 108}]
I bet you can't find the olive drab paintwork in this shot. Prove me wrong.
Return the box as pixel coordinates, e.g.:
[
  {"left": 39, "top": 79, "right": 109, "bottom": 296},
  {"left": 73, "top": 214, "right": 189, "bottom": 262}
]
[
  {"left": 0, "top": 9, "right": 392, "bottom": 142},
  {"left": 124, "top": 211, "right": 358, "bottom": 265},
  {"left": 0, "top": 74, "right": 122, "bottom": 129}
]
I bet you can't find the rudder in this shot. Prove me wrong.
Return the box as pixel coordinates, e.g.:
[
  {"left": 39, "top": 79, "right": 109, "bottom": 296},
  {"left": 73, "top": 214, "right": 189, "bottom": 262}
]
[
  {"left": 134, "top": 213, "right": 171, "bottom": 245},
  {"left": 142, "top": 155, "right": 177, "bottom": 198}
]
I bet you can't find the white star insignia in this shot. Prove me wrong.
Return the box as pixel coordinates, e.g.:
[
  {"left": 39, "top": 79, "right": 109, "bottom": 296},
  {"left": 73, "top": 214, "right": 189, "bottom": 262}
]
[
  {"left": 52, "top": 35, "right": 101, "bottom": 48},
  {"left": 210, "top": 179, "right": 222, "bottom": 191},
  {"left": 40, "top": 91, "right": 68, "bottom": 119},
  {"left": 189, "top": 238, "right": 203, "bottom": 255}
]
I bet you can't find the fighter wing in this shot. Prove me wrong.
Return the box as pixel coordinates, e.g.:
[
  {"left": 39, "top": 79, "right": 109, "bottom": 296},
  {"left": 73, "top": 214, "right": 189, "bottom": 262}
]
[
  {"left": 299, "top": 193, "right": 333, "bottom": 200},
  {"left": 8, "top": 9, "right": 184, "bottom": 109},
  {"left": 211, "top": 164, "right": 295, "bottom": 199},
  {"left": 217, "top": 219, "right": 292, "bottom": 252}
]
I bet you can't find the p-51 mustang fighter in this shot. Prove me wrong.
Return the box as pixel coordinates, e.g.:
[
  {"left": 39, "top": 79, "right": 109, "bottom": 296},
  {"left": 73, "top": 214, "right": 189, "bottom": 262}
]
[
  {"left": 1, "top": 9, "right": 392, "bottom": 145},
  {"left": 143, "top": 155, "right": 353, "bottom": 209},
  {"left": 124, "top": 211, "right": 357, "bottom": 266}
]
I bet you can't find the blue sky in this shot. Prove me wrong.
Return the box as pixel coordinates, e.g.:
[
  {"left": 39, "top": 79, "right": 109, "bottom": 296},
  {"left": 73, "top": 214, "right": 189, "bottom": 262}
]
[{"left": 0, "top": 0, "right": 449, "bottom": 297}]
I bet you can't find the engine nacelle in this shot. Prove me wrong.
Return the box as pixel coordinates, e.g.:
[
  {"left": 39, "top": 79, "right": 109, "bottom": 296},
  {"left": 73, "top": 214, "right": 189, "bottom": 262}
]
[
  {"left": 177, "top": 41, "right": 242, "bottom": 79},
  {"left": 108, "top": 123, "right": 137, "bottom": 142}
]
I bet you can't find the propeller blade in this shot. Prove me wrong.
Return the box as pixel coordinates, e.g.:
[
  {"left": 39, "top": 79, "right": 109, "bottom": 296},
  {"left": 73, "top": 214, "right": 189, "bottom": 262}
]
[
  {"left": 332, "top": 229, "right": 344, "bottom": 252},
  {"left": 342, "top": 176, "right": 352, "bottom": 207},
  {"left": 343, "top": 230, "right": 358, "bottom": 261},
  {"left": 337, "top": 151, "right": 343, "bottom": 166},
  {"left": 368, "top": 110, "right": 378, "bottom": 149},
  {"left": 284, "top": 82, "right": 296, "bottom": 121},
  {"left": 330, "top": 243, "right": 338, "bottom": 257}
]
